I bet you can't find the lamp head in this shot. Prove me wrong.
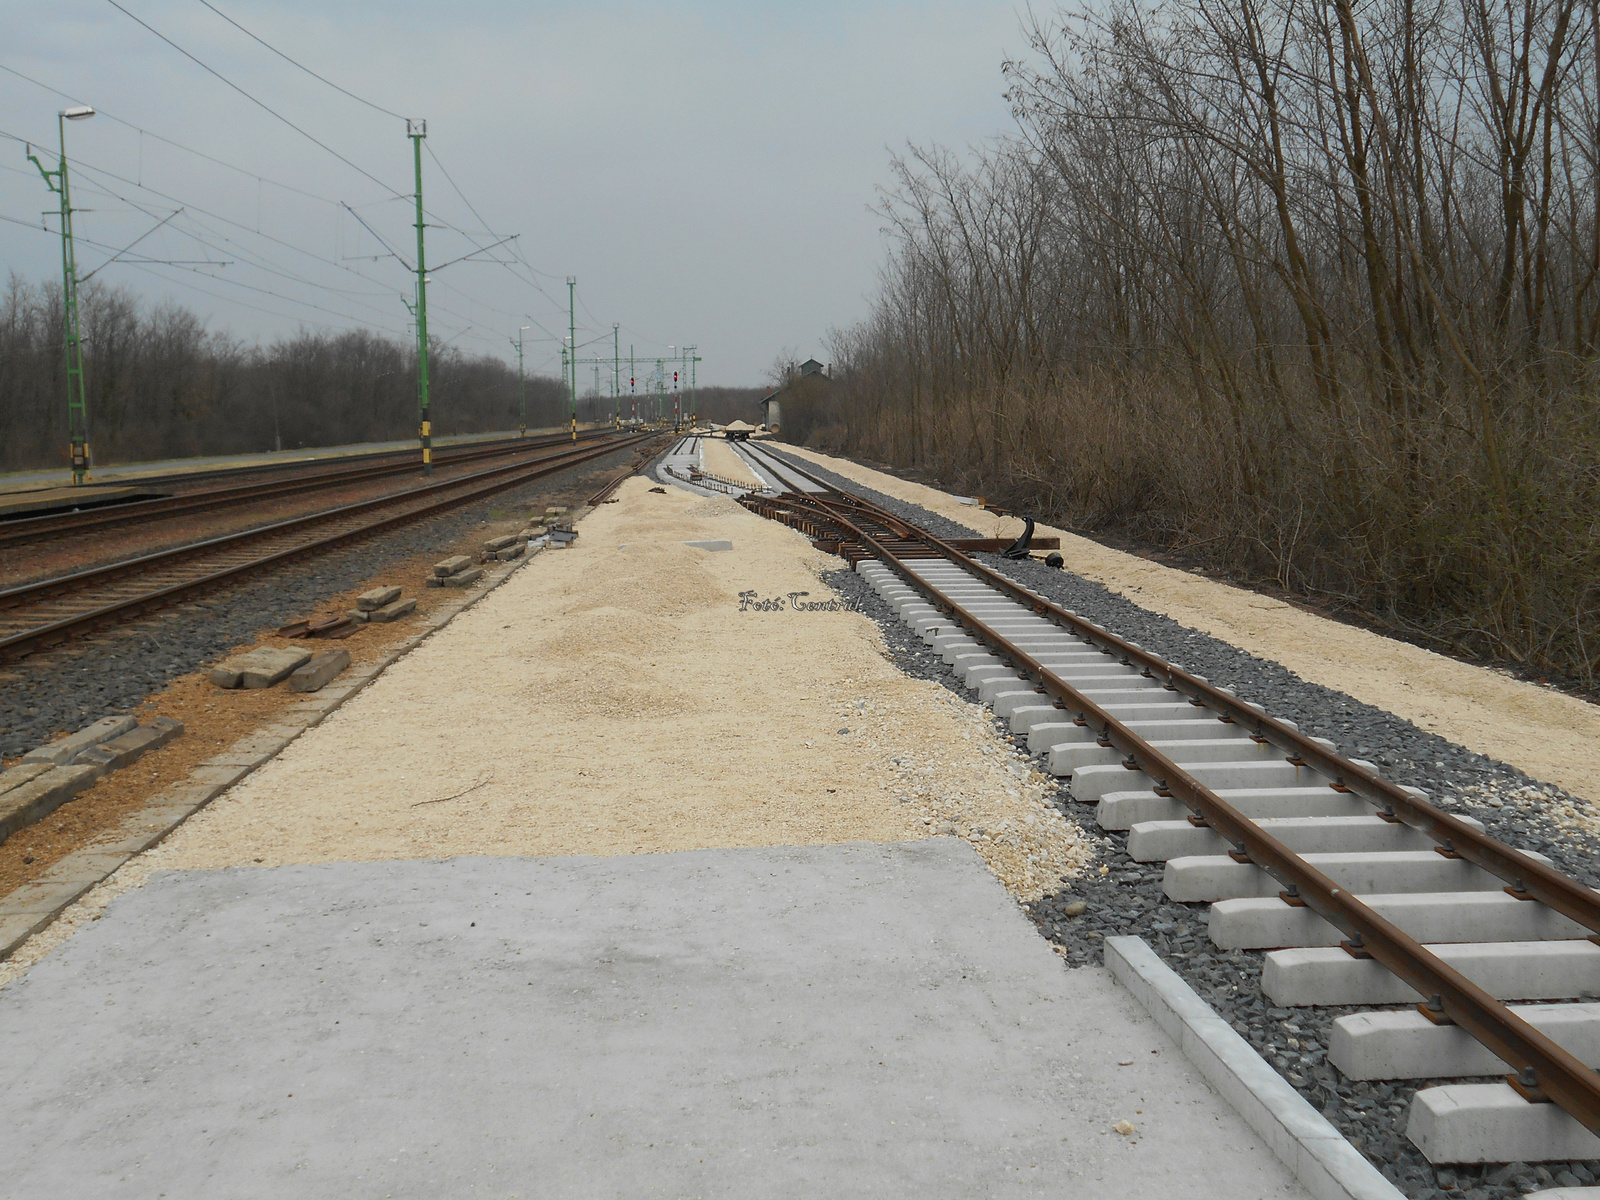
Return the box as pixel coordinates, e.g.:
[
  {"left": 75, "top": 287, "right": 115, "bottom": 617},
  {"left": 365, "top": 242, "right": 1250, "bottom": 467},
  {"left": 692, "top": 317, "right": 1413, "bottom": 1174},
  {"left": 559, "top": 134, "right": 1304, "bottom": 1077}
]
[{"left": 61, "top": 106, "right": 95, "bottom": 121}]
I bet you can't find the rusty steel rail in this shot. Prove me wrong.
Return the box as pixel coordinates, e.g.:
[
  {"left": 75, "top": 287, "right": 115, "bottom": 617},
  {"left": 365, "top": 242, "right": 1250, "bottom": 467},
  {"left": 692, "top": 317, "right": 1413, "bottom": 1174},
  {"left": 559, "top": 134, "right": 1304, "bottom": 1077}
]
[
  {"left": 740, "top": 460, "right": 1600, "bottom": 1133},
  {"left": 584, "top": 435, "right": 673, "bottom": 506},
  {"left": 0, "top": 433, "right": 647, "bottom": 660},
  {"left": 0, "top": 428, "right": 618, "bottom": 549},
  {"left": 19, "top": 430, "right": 544, "bottom": 495}
]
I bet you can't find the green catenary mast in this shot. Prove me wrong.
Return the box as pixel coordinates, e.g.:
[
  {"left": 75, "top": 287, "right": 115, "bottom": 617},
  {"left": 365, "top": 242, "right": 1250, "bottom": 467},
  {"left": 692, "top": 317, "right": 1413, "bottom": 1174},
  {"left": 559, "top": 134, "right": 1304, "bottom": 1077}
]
[
  {"left": 408, "top": 119, "right": 432, "bottom": 475},
  {"left": 28, "top": 105, "right": 96, "bottom": 484},
  {"left": 567, "top": 276, "right": 577, "bottom": 440},
  {"left": 511, "top": 327, "right": 528, "bottom": 436},
  {"left": 686, "top": 346, "right": 701, "bottom": 424}
]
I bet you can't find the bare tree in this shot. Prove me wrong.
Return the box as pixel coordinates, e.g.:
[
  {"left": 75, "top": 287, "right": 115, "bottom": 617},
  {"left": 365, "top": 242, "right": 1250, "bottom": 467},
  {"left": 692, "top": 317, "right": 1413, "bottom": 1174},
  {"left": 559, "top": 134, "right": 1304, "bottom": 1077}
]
[{"left": 779, "top": 0, "right": 1600, "bottom": 681}]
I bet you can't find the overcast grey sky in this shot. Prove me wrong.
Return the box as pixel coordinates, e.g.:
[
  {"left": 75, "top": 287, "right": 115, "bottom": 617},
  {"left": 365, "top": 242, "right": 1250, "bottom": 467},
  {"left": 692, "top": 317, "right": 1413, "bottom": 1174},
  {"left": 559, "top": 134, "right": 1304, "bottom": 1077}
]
[{"left": 2, "top": 1, "right": 1026, "bottom": 385}]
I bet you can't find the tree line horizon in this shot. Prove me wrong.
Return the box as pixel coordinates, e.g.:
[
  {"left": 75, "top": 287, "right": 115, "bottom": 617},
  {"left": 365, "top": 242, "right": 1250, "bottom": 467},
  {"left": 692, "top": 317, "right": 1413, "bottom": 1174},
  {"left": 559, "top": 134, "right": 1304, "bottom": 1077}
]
[
  {"left": 775, "top": 0, "right": 1600, "bottom": 686},
  {"left": 0, "top": 272, "right": 763, "bottom": 470}
]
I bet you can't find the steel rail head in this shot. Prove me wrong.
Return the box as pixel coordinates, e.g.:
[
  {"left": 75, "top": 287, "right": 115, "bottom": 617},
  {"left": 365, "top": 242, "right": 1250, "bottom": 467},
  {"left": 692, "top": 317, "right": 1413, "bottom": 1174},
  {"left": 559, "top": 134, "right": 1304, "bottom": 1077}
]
[
  {"left": 941, "top": 597, "right": 1600, "bottom": 1129},
  {"left": 27, "top": 428, "right": 576, "bottom": 498},
  {"left": 0, "top": 433, "right": 646, "bottom": 607},
  {"left": 0, "top": 433, "right": 653, "bottom": 659},
  {"left": 0, "top": 428, "right": 607, "bottom": 548},
  {"left": 758, "top": 470, "right": 1600, "bottom": 940},
  {"left": 747, "top": 478, "right": 1600, "bottom": 1133}
]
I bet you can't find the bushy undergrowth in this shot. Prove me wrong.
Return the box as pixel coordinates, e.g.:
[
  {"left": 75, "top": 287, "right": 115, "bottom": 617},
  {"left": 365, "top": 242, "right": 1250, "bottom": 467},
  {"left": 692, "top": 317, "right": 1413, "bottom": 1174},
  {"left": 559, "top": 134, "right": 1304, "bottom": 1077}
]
[{"left": 784, "top": 0, "right": 1600, "bottom": 685}]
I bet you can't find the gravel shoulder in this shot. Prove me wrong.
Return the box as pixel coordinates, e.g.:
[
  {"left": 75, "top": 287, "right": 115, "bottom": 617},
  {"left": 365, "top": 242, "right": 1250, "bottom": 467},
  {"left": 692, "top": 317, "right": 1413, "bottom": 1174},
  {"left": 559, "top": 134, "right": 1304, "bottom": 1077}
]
[
  {"left": 778, "top": 444, "right": 1600, "bottom": 807},
  {"left": 135, "top": 478, "right": 1089, "bottom": 896},
  {"left": 0, "top": 446, "right": 645, "bottom": 897}
]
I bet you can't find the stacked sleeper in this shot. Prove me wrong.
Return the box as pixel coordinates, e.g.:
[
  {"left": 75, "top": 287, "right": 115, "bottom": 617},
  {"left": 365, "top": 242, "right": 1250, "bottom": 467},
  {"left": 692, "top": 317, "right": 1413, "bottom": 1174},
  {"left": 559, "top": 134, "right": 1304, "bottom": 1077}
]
[{"left": 855, "top": 554, "right": 1600, "bottom": 1167}]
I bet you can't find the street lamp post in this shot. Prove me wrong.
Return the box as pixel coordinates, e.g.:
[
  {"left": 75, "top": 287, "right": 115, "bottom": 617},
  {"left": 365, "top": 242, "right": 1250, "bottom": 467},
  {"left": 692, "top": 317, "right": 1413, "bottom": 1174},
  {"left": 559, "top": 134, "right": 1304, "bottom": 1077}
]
[{"left": 28, "top": 105, "right": 96, "bottom": 485}]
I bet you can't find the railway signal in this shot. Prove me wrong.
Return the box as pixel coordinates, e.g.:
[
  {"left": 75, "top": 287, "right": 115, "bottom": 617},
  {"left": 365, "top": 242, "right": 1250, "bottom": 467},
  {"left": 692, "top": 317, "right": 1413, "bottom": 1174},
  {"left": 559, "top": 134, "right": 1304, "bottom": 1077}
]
[{"left": 571, "top": 342, "right": 699, "bottom": 430}]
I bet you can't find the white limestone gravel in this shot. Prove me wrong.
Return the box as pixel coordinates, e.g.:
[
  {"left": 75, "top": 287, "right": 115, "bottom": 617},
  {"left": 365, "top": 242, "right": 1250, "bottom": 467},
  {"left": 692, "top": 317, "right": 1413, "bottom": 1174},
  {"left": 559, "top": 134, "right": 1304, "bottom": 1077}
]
[{"left": 116, "top": 477, "right": 1090, "bottom": 899}]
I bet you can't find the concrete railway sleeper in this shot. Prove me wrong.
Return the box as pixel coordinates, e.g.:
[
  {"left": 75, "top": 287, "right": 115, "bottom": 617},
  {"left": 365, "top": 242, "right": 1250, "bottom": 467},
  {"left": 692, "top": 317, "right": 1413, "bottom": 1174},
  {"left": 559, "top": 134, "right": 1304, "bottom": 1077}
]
[
  {"left": 724, "top": 446, "right": 1600, "bottom": 1168},
  {"left": 0, "top": 432, "right": 654, "bottom": 662}
]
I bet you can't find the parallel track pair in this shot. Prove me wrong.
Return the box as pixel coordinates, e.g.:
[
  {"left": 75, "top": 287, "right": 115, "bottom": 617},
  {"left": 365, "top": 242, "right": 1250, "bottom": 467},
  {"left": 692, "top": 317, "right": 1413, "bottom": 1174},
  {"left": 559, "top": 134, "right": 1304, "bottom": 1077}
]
[
  {"left": 0, "top": 429, "right": 619, "bottom": 550},
  {"left": 0, "top": 432, "right": 655, "bottom": 661}
]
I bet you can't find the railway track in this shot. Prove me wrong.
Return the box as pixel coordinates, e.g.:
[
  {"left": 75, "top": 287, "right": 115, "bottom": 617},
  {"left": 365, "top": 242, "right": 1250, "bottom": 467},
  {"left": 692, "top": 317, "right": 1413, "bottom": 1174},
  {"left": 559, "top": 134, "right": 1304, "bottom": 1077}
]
[
  {"left": 0, "top": 431, "right": 654, "bottom": 662},
  {"left": 0, "top": 429, "right": 619, "bottom": 549},
  {"left": 585, "top": 437, "right": 667, "bottom": 506},
  {"left": 14, "top": 430, "right": 547, "bottom": 497},
  {"left": 718, "top": 440, "right": 1600, "bottom": 1168}
]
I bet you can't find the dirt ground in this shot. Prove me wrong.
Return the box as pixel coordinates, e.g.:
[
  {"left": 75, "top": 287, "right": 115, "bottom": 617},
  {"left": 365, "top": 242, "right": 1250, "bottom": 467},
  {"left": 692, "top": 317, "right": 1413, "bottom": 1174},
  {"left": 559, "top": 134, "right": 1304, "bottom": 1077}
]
[
  {"left": 133, "top": 478, "right": 1090, "bottom": 900},
  {"left": 781, "top": 445, "right": 1600, "bottom": 806}
]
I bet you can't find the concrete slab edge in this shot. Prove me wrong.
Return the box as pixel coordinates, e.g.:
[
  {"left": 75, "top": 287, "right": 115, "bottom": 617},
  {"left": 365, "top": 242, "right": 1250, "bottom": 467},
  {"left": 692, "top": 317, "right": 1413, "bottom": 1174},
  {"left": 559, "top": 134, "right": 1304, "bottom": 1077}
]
[
  {"left": 1103, "top": 935, "right": 1404, "bottom": 1200},
  {"left": 0, "top": 550, "right": 537, "bottom": 962}
]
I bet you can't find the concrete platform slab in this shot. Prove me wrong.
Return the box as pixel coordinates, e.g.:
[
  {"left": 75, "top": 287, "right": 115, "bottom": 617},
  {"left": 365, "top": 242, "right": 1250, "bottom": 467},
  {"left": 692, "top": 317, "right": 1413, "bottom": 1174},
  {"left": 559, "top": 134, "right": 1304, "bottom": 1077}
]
[
  {"left": 0, "top": 841, "right": 1310, "bottom": 1199},
  {"left": 21, "top": 713, "right": 137, "bottom": 765},
  {"left": 0, "top": 763, "right": 104, "bottom": 845}
]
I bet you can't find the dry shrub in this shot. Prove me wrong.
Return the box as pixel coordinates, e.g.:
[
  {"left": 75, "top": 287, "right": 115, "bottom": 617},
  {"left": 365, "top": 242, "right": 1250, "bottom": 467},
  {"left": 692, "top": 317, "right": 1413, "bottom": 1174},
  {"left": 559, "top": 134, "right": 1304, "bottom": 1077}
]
[{"left": 784, "top": 0, "right": 1600, "bottom": 685}]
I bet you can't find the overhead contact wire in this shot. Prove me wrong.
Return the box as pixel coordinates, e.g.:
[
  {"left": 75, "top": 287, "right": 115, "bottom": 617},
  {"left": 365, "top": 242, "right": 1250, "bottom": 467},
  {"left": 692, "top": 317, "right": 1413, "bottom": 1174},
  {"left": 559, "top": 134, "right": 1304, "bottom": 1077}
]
[
  {"left": 195, "top": 0, "right": 408, "bottom": 120},
  {"left": 102, "top": 0, "right": 408, "bottom": 199}
]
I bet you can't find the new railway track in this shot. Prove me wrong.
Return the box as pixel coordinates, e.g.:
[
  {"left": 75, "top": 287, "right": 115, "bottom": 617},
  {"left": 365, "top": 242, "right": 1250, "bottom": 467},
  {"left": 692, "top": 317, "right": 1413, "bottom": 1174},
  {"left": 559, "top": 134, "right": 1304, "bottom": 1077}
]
[
  {"left": 0, "top": 428, "right": 621, "bottom": 549},
  {"left": 701, "top": 438, "right": 1600, "bottom": 1167},
  {"left": 0, "top": 430, "right": 657, "bottom": 662}
]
